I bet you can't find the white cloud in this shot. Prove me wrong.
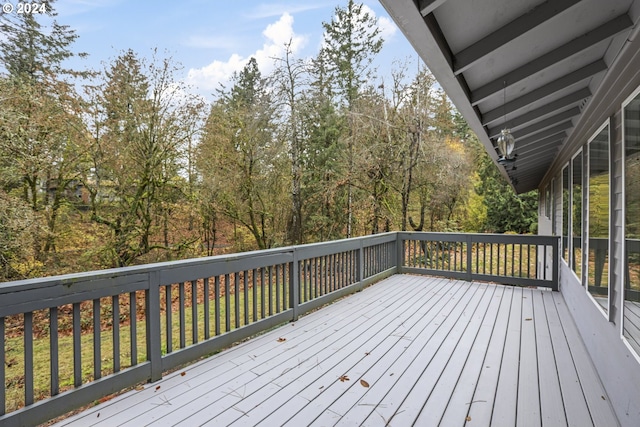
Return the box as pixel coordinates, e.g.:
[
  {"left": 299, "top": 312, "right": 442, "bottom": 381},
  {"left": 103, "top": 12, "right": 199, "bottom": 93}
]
[
  {"left": 361, "top": 5, "right": 397, "bottom": 41},
  {"left": 186, "top": 13, "right": 307, "bottom": 95},
  {"left": 246, "top": 2, "right": 335, "bottom": 20}
]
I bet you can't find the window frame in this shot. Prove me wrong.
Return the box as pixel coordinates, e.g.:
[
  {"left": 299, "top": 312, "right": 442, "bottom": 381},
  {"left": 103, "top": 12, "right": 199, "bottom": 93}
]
[
  {"left": 585, "top": 119, "right": 611, "bottom": 318},
  {"left": 621, "top": 84, "right": 640, "bottom": 363}
]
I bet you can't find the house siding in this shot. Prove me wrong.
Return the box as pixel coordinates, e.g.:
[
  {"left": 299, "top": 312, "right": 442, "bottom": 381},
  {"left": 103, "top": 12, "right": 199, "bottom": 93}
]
[{"left": 538, "top": 41, "right": 640, "bottom": 427}]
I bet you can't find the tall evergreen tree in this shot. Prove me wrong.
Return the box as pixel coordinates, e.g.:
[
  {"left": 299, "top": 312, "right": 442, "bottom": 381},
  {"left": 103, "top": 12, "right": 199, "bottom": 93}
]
[{"left": 321, "top": 0, "right": 384, "bottom": 237}]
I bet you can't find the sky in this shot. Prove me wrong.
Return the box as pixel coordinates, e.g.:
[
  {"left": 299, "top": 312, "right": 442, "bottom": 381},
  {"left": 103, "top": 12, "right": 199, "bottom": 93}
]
[{"left": 47, "top": 0, "right": 420, "bottom": 100}]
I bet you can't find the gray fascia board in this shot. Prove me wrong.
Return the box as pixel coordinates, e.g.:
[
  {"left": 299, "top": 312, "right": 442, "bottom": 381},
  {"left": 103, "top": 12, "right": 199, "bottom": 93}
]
[
  {"left": 482, "top": 60, "right": 606, "bottom": 125},
  {"left": 471, "top": 14, "right": 632, "bottom": 105},
  {"left": 453, "top": 0, "right": 581, "bottom": 75}
]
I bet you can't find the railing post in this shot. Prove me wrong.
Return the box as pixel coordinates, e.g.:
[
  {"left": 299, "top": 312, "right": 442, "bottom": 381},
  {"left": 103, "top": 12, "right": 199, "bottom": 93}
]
[
  {"left": 290, "top": 249, "right": 300, "bottom": 321},
  {"left": 146, "top": 270, "right": 162, "bottom": 382},
  {"left": 466, "top": 234, "right": 473, "bottom": 282}
]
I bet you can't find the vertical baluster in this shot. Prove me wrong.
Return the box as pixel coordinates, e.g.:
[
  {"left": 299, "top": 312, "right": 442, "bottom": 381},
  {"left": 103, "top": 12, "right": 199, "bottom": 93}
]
[
  {"left": 93, "top": 299, "right": 101, "bottom": 380},
  {"left": 252, "top": 269, "right": 258, "bottom": 322},
  {"left": 73, "top": 303, "right": 82, "bottom": 386},
  {"left": 204, "top": 278, "right": 210, "bottom": 340},
  {"left": 511, "top": 243, "right": 515, "bottom": 277},
  {"left": 179, "top": 282, "right": 186, "bottom": 348},
  {"left": 267, "top": 268, "right": 273, "bottom": 316},
  {"left": 519, "top": 244, "right": 523, "bottom": 277},
  {"left": 276, "top": 265, "right": 281, "bottom": 313},
  {"left": 243, "top": 272, "right": 249, "bottom": 326},
  {"left": 259, "top": 269, "right": 265, "bottom": 319},
  {"left": 301, "top": 261, "right": 307, "bottom": 302},
  {"left": 527, "top": 244, "right": 531, "bottom": 278},
  {"left": 234, "top": 272, "right": 240, "bottom": 327},
  {"left": 130, "top": 292, "right": 137, "bottom": 366},
  {"left": 215, "top": 276, "right": 221, "bottom": 335},
  {"left": 285, "top": 263, "right": 291, "bottom": 308},
  {"left": 50, "top": 307, "right": 59, "bottom": 396},
  {"left": 0, "top": 317, "right": 4, "bottom": 415},
  {"left": 24, "top": 312, "right": 34, "bottom": 405},
  {"left": 191, "top": 280, "right": 198, "bottom": 344},
  {"left": 112, "top": 296, "right": 120, "bottom": 373},
  {"left": 225, "top": 274, "right": 231, "bottom": 331},
  {"left": 165, "top": 286, "right": 172, "bottom": 354},
  {"left": 490, "top": 244, "right": 495, "bottom": 275}
]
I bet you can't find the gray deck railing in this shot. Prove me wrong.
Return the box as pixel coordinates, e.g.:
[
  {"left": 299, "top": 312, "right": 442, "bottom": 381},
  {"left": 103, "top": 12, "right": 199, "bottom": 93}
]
[
  {"left": 400, "top": 232, "right": 559, "bottom": 291},
  {"left": 0, "top": 232, "right": 558, "bottom": 426}
]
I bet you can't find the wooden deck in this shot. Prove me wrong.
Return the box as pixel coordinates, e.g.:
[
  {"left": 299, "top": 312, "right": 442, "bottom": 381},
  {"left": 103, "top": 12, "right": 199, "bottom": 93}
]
[{"left": 53, "top": 275, "right": 619, "bottom": 427}]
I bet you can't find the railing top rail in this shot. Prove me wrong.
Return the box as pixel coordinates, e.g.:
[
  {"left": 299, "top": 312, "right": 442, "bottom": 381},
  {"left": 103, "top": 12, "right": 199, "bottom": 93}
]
[
  {"left": 398, "top": 231, "right": 560, "bottom": 245},
  {"left": 0, "top": 232, "right": 399, "bottom": 295}
]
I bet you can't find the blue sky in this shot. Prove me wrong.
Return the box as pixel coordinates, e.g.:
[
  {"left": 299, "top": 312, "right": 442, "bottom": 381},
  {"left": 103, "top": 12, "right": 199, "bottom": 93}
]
[{"left": 51, "top": 0, "right": 418, "bottom": 99}]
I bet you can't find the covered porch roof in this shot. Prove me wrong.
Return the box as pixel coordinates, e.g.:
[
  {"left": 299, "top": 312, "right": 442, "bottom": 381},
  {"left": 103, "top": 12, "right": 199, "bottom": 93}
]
[{"left": 379, "top": 0, "right": 640, "bottom": 193}]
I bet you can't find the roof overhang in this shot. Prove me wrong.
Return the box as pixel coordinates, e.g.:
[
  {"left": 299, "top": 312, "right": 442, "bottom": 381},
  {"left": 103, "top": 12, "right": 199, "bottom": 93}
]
[{"left": 379, "top": 0, "right": 640, "bottom": 193}]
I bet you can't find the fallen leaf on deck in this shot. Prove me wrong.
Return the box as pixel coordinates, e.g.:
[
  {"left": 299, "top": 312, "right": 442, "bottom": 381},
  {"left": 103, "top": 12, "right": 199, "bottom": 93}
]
[
  {"left": 525, "top": 318, "right": 532, "bottom": 321},
  {"left": 466, "top": 416, "right": 472, "bottom": 421},
  {"left": 277, "top": 337, "right": 286, "bottom": 342},
  {"left": 97, "top": 413, "right": 100, "bottom": 418},
  {"left": 135, "top": 386, "right": 144, "bottom": 391},
  {"left": 155, "top": 385, "right": 161, "bottom": 392},
  {"left": 601, "top": 395, "right": 606, "bottom": 400},
  {"left": 181, "top": 372, "right": 186, "bottom": 376},
  {"left": 339, "top": 375, "right": 349, "bottom": 382},
  {"left": 319, "top": 386, "right": 324, "bottom": 389},
  {"left": 360, "top": 379, "right": 370, "bottom": 388},
  {"left": 365, "top": 352, "right": 370, "bottom": 356}
]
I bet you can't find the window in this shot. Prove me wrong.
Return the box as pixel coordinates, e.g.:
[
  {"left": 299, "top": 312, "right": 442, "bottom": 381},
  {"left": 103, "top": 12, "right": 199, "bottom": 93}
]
[
  {"left": 551, "top": 179, "right": 557, "bottom": 235},
  {"left": 587, "top": 122, "right": 610, "bottom": 313},
  {"left": 545, "top": 185, "right": 551, "bottom": 218},
  {"left": 623, "top": 87, "right": 640, "bottom": 357},
  {"left": 562, "top": 165, "right": 570, "bottom": 263},
  {"left": 572, "top": 151, "right": 583, "bottom": 280}
]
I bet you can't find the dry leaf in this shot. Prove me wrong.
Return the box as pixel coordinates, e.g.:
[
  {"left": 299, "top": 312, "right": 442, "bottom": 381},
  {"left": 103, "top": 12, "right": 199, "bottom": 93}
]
[
  {"left": 277, "top": 337, "right": 286, "bottom": 342},
  {"left": 339, "top": 375, "right": 350, "bottom": 382},
  {"left": 135, "top": 386, "right": 144, "bottom": 391},
  {"left": 601, "top": 395, "right": 606, "bottom": 400},
  {"left": 360, "top": 379, "right": 370, "bottom": 388},
  {"left": 319, "top": 386, "right": 324, "bottom": 389},
  {"left": 180, "top": 372, "right": 186, "bottom": 376},
  {"left": 155, "top": 385, "right": 161, "bottom": 392},
  {"left": 97, "top": 413, "right": 100, "bottom": 418},
  {"left": 364, "top": 352, "right": 370, "bottom": 356},
  {"left": 466, "top": 416, "right": 472, "bottom": 421},
  {"left": 525, "top": 318, "right": 533, "bottom": 321}
]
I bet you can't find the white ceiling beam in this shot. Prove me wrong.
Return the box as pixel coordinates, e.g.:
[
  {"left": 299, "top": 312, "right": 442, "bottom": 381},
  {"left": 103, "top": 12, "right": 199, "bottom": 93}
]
[
  {"left": 482, "top": 60, "right": 606, "bottom": 125},
  {"left": 501, "top": 89, "right": 590, "bottom": 130},
  {"left": 471, "top": 14, "right": 633, "bottom": 106},
  {"left": 517, "top": 125, "right": 571, "bottom": 149},
  {"left": 418, "top": 0, "right": 450, "bottom": 16},
  {"left": 453, "top": 0, "right": 581, "bottom": 75},
  {"left": 488, "top": 107, "right": 579, "bottom": 139}
]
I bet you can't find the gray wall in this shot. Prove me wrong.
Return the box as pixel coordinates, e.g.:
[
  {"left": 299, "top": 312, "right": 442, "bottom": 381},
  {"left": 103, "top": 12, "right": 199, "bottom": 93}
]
[{"left": 537, "top": 35, "right": 640, "bottom": 426}]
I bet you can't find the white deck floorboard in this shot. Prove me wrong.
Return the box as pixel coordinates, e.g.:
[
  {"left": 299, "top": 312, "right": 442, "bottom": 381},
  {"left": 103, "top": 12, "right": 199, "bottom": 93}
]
[{"left": 54, "top": 275, "right": 620, "bottom": 427}]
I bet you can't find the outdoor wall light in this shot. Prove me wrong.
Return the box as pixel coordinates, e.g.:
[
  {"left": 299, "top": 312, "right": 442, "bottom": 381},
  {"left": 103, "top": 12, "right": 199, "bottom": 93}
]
[
  {"left": 497, "top": 81, "right": 516, "bottom": 165},
  {"left": 497, "top": 128, "right": 515, "bottom": 162}
]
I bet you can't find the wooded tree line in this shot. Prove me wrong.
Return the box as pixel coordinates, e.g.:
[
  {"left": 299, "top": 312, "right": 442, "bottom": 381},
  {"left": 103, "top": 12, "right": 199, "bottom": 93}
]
[{"left": 0, "top": 0, "right": 537, "bottom": 281}]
